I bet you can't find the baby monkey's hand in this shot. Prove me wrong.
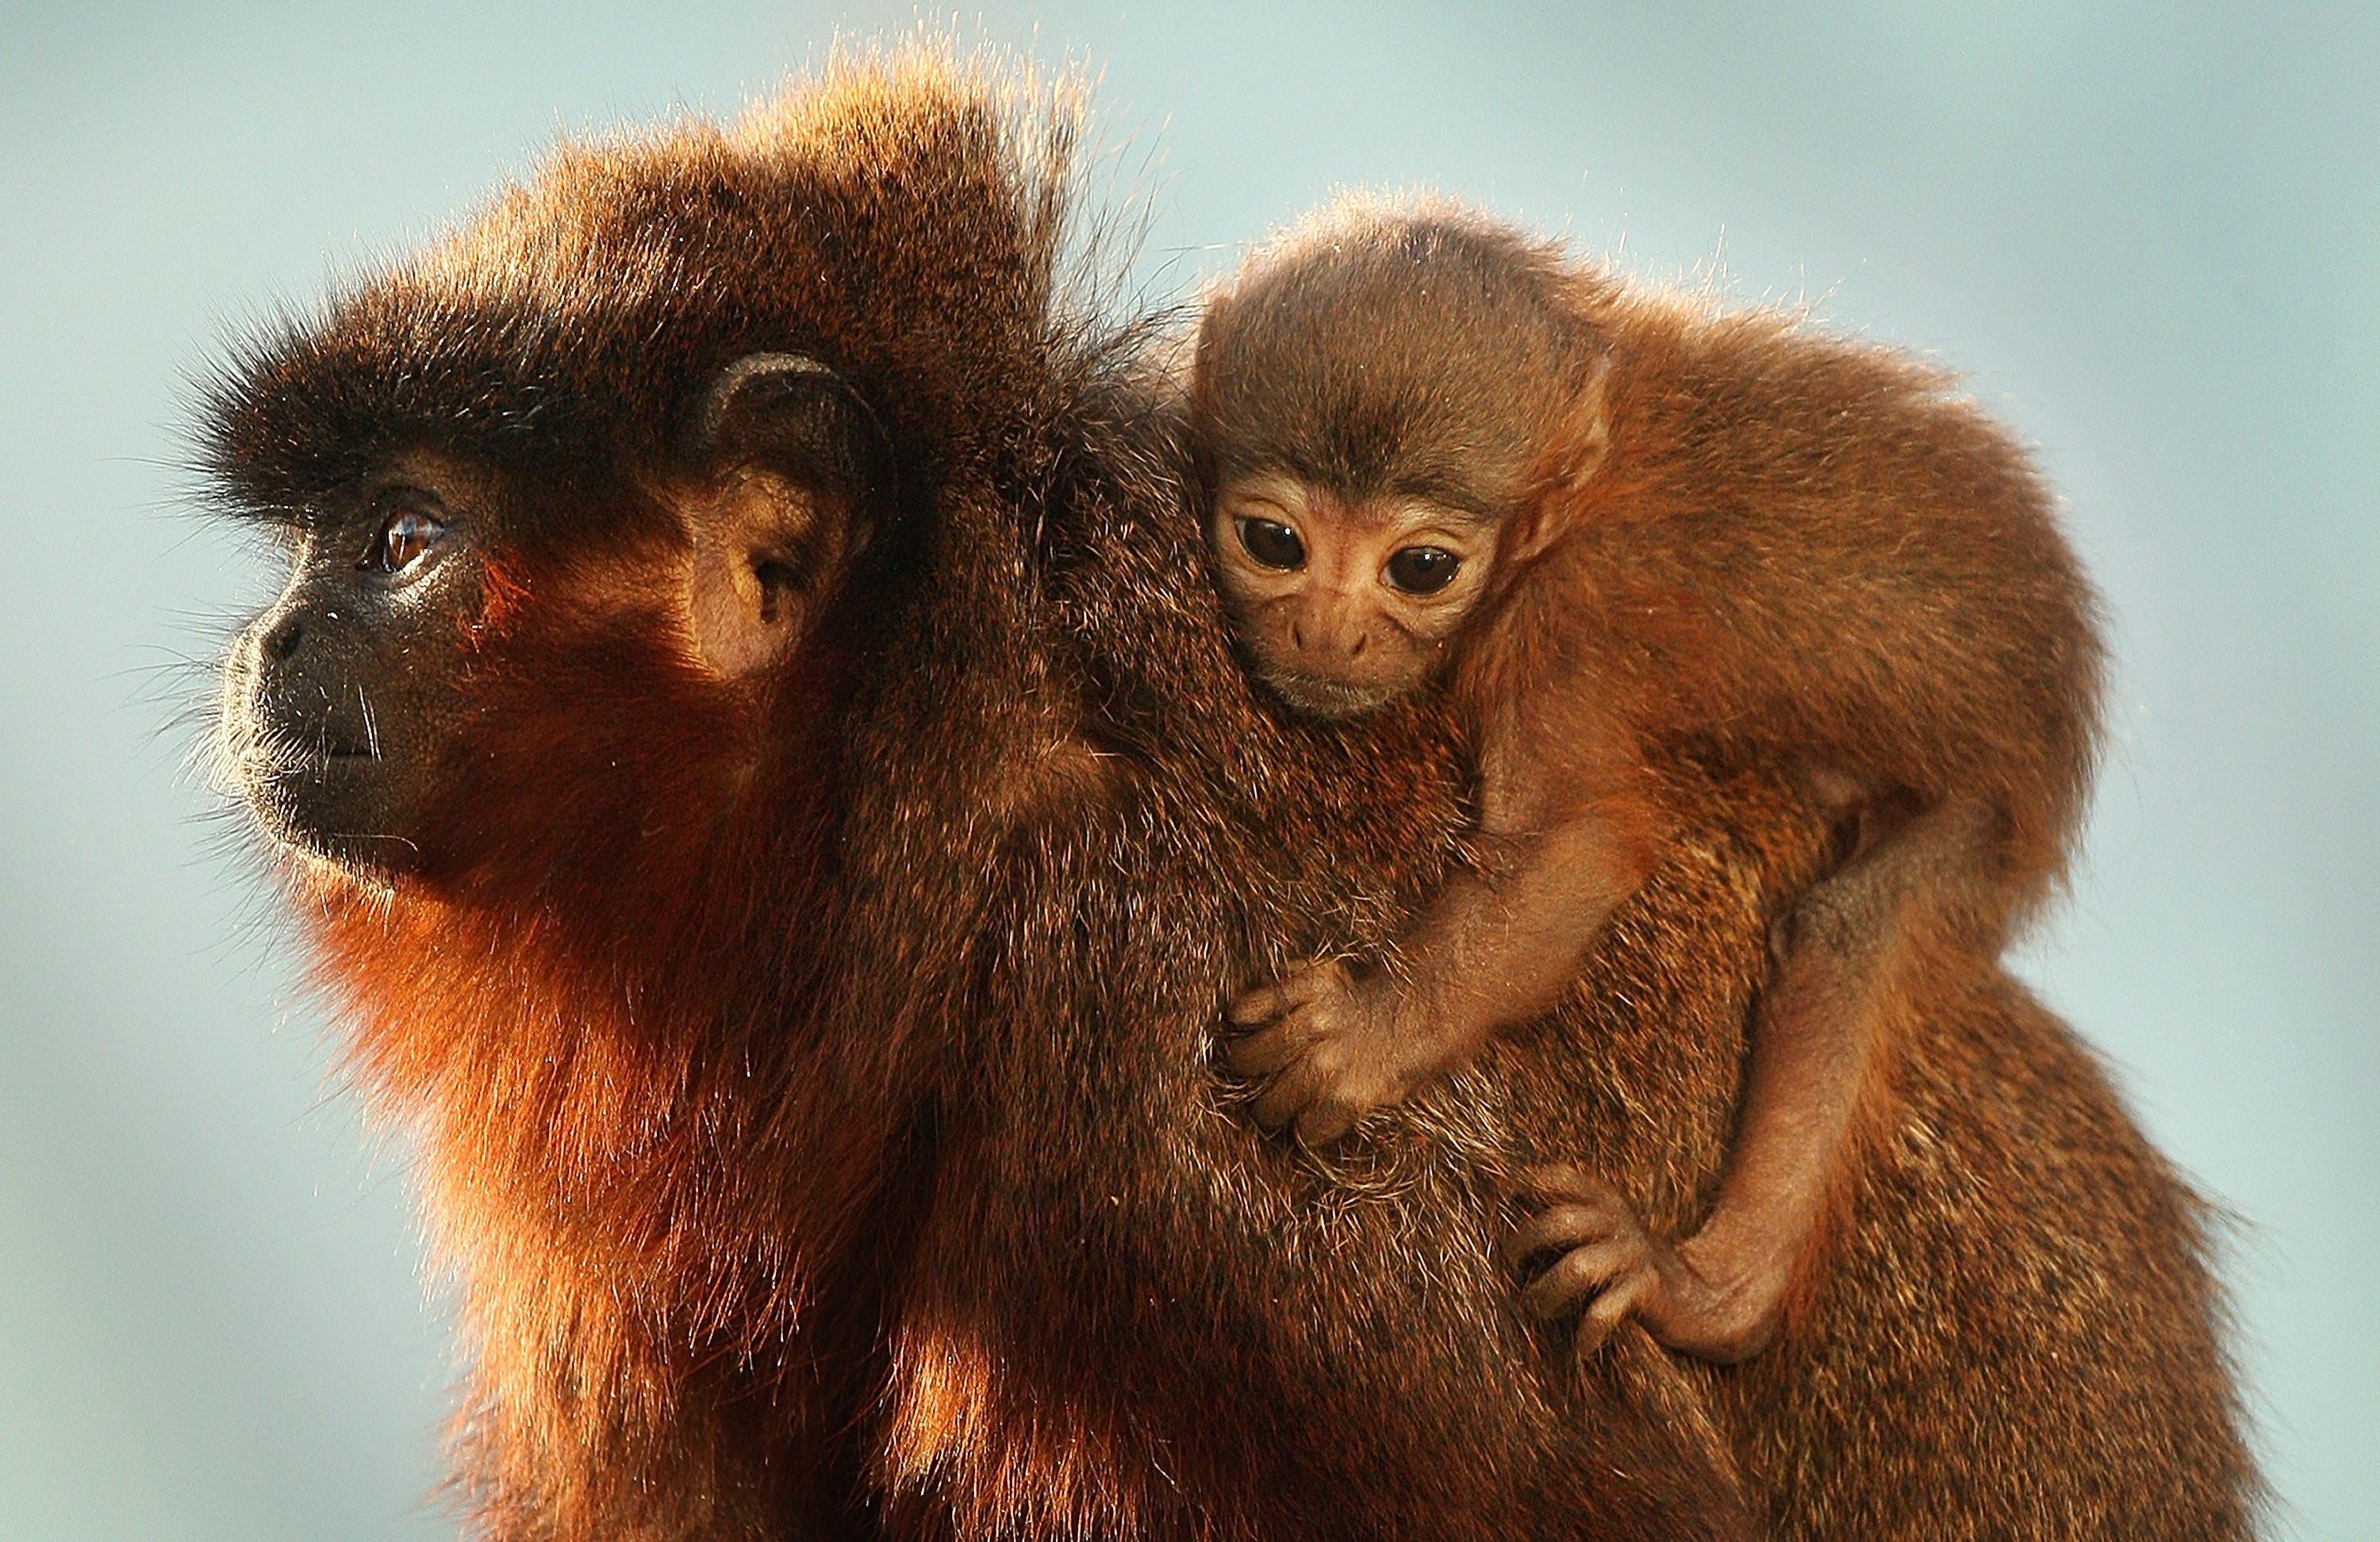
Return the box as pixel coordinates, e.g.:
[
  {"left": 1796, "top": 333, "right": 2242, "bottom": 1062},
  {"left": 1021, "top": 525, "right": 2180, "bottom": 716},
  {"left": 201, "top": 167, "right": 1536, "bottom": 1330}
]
[
  {"left": 1223, "top": 959, "right": 1468, "bottom": 1145},
  {"left": 1506, "top": 1164, "right": 1782, "bottom": 1364}
]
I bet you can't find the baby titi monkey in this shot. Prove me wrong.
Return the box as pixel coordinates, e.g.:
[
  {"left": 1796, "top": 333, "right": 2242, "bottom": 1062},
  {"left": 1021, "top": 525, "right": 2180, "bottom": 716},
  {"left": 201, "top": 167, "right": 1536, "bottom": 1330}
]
[{"left": 1195, "top": 200, "right": 2104, "bottom": 1363}]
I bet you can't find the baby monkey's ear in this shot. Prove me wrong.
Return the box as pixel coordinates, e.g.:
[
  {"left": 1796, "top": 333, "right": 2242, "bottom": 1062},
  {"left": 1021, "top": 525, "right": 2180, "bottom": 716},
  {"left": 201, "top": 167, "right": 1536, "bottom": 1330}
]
[
  {"left": 1504, "top": 355, "right": 1614, "bottom": 567},
  {"left": 680, "top": 352, "right": 890, "bottom": 679}
]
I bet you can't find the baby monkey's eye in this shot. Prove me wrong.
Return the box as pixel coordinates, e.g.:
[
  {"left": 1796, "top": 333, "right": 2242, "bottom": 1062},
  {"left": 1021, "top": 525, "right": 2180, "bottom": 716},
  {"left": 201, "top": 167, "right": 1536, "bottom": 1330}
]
[
  {"left": 1384, "top": 546, "right": 1461, "bottom": 595},
  {"left": 1235, "top": 516, "right": 1307, "bottom": 570},
  {"left": 363, "top": 504, "right": 447, "bottom": 576}
]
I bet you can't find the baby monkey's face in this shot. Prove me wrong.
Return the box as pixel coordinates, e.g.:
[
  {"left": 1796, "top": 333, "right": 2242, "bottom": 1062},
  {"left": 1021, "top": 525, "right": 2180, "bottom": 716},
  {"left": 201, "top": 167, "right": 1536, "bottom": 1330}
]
[{"left": 1208, "top": 472, "right": 1499, "bottom": 719}]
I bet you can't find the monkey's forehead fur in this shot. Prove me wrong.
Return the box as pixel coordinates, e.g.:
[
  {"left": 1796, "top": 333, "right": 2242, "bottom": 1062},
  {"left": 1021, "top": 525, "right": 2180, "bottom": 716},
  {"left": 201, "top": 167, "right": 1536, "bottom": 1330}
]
[
  {"left": 1192, "top": 197, "right": 1606, "bottom": 516},
  {"left": 201, "top": 55, "right": 1107, "bottom": 524}
]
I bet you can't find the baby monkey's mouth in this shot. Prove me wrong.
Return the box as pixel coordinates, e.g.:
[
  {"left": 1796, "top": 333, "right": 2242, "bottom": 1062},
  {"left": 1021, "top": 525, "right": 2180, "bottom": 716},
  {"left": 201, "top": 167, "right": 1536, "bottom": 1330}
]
[{"left": 1259, "top": 668, "right": 1397, "bottom": 722}]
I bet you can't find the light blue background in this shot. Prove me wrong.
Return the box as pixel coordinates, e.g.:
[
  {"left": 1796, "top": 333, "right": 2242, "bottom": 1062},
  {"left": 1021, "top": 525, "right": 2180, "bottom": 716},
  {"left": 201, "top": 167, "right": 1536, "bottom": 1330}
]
[{"left": 1, "top": 3, "right": 2370, "bottom": 1536}]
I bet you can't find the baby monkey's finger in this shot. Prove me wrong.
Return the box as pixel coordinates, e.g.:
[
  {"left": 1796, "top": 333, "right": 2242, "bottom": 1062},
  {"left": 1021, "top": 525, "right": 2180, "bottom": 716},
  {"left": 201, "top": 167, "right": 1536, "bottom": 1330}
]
[
  {"left": 1222, "top": 1024, "right": 1304, "bottom": 1076},
  {"left": 1234, "top": 959, "right": 1346, "bottom": 1023},
  {"left": 1296, "top": 1094, "right": 1362, "bottom": 1148},
  {"left": 1250, "top": 1059, "right": 1325, "bottom": 1132},
  {"left": 1226, "top": 983, "right": 1289, "bottom": 1026}
]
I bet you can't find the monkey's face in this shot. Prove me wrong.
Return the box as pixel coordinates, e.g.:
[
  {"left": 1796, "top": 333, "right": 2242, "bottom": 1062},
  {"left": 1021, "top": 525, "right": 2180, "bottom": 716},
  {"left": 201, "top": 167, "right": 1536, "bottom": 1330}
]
[
  {"left": 217, "top": 455, "right": 493, "bottom": 875},
  {"left": 1207, "top": 473, "right": 1499, "bottom": 719},
  {"left": 215, "top": 353, "right": 885, "bottom": 889}
]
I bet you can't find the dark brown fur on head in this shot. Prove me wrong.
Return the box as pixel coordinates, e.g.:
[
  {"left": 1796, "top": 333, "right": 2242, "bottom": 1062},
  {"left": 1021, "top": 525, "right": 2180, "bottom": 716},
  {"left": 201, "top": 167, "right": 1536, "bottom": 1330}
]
[
  {"left": 1192, "top": 197, "right": 1609, "bottom": 520},
  {"left": 201, "top": 52, "right": 2257, "bottom": 1540}
]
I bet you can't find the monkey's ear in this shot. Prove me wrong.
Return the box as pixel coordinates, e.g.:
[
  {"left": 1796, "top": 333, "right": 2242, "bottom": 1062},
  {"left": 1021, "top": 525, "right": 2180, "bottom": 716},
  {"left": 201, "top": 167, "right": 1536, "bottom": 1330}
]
[
  {"left": 1505, "top": 355, "right": 1613, "bottom": 566},
  {"left": 695, "top": 351, "right": 892, "bottom": 509},
  {"left": 681, "top": 352, "right": 889, "bottom": 679}
]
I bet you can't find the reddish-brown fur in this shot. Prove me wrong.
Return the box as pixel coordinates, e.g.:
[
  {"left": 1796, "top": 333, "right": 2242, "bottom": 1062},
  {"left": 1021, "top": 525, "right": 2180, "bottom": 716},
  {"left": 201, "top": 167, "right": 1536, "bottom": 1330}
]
[
  {"left": 1195, "top": 200, "right": 2102, "bottom": 944},
  {"left": 204, "top": 50, "right": 2257, "bottom": 1540},
  {"left": 1191, "top": 203, "right": 2121, "bottom": 1363},
  {"left": 204, "top": 54, "right": 1084, "bottom": 1533}
]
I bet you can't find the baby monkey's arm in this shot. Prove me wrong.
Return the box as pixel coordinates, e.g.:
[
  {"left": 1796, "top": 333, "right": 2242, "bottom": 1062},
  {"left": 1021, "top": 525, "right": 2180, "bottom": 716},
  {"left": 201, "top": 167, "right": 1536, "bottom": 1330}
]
[{"left": 1225, "top": 696, "right": 1656, "bottom": 1146}]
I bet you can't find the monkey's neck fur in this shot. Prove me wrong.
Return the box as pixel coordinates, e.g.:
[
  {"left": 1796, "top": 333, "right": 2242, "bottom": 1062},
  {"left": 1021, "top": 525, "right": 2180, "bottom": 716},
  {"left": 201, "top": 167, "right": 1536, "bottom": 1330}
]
[{"left": 291, "top": 707, "right": 891, "bottom": 1527}]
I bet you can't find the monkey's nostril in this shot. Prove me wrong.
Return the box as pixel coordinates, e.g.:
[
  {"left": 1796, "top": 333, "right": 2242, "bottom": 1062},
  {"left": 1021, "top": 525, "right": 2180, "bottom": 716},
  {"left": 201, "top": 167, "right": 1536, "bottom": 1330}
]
[
  {"left": 1349, "top": 632, "right": 1367, "bottom": 659},
  {"left": 1289, "top": 621, "right": 1306, "bottom": 651},
  {"left": 262, "top": 614, "right": 305, "bottom": 662}
]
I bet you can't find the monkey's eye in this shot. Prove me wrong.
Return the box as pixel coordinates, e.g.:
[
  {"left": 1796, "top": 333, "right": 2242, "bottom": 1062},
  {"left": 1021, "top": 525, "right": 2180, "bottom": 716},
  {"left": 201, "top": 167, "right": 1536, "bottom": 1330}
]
[
  {"left": 363, "top": 505, "right": 447, "bottom": 576},
  {"left": 1235, "top": 516, "right": 1307, "bottom": 570},
  {"left": 1384, "top": 546, "right": 1461, "bottom": 595}
]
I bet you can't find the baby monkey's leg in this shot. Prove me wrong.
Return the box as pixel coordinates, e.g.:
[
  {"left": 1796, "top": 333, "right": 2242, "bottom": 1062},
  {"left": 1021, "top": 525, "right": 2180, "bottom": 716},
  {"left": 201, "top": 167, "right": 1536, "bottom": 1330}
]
[{"left": 1513, "top": 795, "right": 1998, "bottom": 1362}]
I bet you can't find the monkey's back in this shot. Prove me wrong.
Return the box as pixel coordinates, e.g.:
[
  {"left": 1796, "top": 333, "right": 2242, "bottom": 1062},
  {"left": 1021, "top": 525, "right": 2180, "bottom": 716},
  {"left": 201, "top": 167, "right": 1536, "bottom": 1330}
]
[
  {"left": 1715, "top": 971, "right": 2258, "bottom": 1537},
  {"left": 849, "top": 379, "right": 2255, "bottom": 1537},
  {"left": 1560, "top": 288, "right": 2107, "bottom": 934}
]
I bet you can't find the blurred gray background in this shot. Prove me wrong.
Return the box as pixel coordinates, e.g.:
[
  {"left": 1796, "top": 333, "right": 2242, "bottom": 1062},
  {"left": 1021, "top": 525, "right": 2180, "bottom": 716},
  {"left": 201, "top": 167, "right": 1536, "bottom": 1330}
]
[{"left": 2, "top": 2, "right": 2370, "bottom": 1535}]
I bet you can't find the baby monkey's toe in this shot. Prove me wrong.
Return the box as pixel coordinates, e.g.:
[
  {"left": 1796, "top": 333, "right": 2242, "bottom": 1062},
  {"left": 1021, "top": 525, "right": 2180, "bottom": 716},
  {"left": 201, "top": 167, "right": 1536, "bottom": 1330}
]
[{"left": 1507, "top": 1164, "right": 1664, "bottom": 1348}]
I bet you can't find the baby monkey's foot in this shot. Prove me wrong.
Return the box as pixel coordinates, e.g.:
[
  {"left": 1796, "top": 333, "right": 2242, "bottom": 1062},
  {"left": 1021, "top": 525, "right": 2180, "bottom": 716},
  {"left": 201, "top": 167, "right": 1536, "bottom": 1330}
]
[
  {"left": 1224, "top": 959, "right": 1461, "bottom": 1145},
  {"left": 1506, "top": 1165, "right": 1781, "bottom": 1364}
]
